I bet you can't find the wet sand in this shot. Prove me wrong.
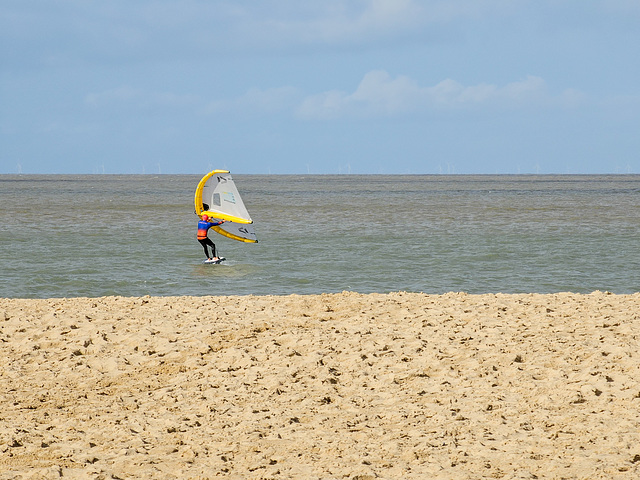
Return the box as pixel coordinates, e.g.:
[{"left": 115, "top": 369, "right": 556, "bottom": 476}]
[{"left": 2, "top": 291, "right": 640, "bottom": 479}]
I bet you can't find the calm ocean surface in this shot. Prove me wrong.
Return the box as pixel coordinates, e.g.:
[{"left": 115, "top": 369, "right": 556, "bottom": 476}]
[{"left": 1, "top": 174, "right": 639, "bottom": 298}]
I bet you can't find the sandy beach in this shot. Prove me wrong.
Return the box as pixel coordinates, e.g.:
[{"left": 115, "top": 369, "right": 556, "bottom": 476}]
[{"left": 1, "top": 291, "right": 639, "bottom": 479}]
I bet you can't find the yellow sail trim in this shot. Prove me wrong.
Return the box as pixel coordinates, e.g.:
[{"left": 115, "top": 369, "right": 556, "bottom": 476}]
[
  {"left": 194, "top": 169, "right": 253, "bottom": 224},
  {"left": 194, "top": 169, "right": 226, "bottom": 217},
  {"left": 211, "top": 225, "right": 258, "bottom": 243},
  {"left": 201, "top": 210, "right": 253, "bottom": 224}
]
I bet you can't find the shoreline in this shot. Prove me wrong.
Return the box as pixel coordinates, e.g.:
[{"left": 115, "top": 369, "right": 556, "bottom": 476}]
[{"left": 2, "top": 291, "right": 639, "bottom": 478}]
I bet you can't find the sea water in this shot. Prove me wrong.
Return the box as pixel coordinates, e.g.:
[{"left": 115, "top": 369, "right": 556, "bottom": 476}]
[{"left": 1, "top": 174, "right": 639, "bottom": 298}]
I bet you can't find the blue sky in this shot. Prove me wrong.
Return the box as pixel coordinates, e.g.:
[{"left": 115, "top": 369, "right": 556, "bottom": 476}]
[{"left": 1, "top": 0, "right": 639, "bottom": 174}]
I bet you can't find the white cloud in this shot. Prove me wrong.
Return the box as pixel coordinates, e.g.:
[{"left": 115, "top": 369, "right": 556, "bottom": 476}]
[
  {"left": 84, "top": 72, "right": 584, "bottom": 121},
  {"left": 5, "top": 0, "right": 638, "bottom": 70},
  {"left": 85, "top": 86, "right": 138, "bottom": 107},
  {"left": 227, "top": 0, "right": 520, "bottom": 49},
  {"left": 288, "top": 0, "right": 424, "bottom": 43},
  {"left": 296, "top": 71, "right": 558, "bottom": 119},
  {"left": 23, "top": 0, "right": 636, "bottom": 84},
  {"left": 206, "top": 86, "right": 302, "bottom": 116},
  {"left": 85, "top": 87, "right": 199, "bottom": 110},
  {"left": 2, "top": 0, "right": 516, "bottom": 67}
]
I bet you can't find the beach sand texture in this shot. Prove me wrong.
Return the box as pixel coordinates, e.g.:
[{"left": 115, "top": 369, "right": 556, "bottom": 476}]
[{"left": 1, "top": 292, "right": 640, "bottom": 479}]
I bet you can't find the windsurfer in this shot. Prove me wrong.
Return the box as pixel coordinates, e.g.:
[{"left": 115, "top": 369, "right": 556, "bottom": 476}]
[{"left": 197, "top": 214, "right": 226, "bottom": 261}]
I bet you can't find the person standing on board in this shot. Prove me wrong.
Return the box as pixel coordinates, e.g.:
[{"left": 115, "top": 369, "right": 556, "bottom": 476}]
[{"left": 197, "top": 214, "right": 225, "bottom": 262}]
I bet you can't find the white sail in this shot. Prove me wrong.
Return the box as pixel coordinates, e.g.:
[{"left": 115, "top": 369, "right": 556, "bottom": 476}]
[{"left": 194, "top": 170, "right": 258, "bottom": 243}]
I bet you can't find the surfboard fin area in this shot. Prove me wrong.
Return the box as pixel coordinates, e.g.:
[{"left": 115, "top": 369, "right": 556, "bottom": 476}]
[{"left": 194, "top": 170, "right": 258, "bottom": 243}]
